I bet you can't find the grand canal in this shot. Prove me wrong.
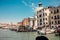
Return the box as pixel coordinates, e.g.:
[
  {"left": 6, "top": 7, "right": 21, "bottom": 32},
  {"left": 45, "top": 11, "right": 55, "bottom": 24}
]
[{"left": 0, "top": 29, "right": 60, "bottom": 40}]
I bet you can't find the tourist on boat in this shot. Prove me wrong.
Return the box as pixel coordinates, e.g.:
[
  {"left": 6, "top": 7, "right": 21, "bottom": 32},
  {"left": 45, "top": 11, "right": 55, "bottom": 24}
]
[{"left": 36, "top": 36, "right": 48, "bottom": 40}]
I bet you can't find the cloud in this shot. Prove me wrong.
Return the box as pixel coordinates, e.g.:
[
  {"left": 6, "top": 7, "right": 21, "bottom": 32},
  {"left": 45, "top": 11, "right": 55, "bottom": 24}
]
[
  {"left": 22, "top": 1, "right": 28, "bottom": 6},
  {"left": 22, "top": 1, "right": 36, "bottom": 12},
  {"left": 32, "top": 3, "right": 34, "bottom": 7},
  {"left": 31, "top": 3, "right": 37, "bottom": 12},
  {"left": 31, "top": 3, "right": 35, "bottom": 10}
]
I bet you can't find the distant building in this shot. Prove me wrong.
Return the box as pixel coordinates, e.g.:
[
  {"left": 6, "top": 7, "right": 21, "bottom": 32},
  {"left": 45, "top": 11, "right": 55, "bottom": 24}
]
[
  {"left": 22, "top": 18, "right": 29, "bottom": 27},
  {"left": 50, "top": 6, "right": 60, "bottom": 29},
  {"left": 35, "top": 2, "right": 60, "bottom": 30},
  {"left": 35, "top": 3, "right": 51, "bottom": 30},
  {"left": 28, "top": 16, "right": 38, "bottom": 30},
  {"left": 33, "top": 15, "right": 38, "bottom": 30},
  {"left": 28, "top": 17, "right": 34, "bottom": 29},
  {"left": 17, "top": 22, "right": 22, "bottom": 26}
]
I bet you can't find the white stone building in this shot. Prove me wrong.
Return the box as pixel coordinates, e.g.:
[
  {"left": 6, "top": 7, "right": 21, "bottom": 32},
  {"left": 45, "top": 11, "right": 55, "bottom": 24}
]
[{"left": 35, "top": 3, "right": 51, "bottom": 30}]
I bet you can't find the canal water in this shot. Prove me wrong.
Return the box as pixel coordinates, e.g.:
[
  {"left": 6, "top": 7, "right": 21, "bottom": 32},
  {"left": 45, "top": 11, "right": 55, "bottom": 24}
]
[{"left": 0, "top": 29, "right": 60, "bottom": 40}]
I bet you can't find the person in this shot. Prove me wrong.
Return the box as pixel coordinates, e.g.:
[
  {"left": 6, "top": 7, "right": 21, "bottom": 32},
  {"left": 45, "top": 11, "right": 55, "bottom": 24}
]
[{"left": 36, "top": 36, "right": 49, "bottom": 40}]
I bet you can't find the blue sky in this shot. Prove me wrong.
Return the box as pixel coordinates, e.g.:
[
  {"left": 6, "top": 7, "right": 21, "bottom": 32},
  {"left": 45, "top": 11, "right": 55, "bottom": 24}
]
[{"left": 0, "top": 0, "right": 60, "bottom": 24}]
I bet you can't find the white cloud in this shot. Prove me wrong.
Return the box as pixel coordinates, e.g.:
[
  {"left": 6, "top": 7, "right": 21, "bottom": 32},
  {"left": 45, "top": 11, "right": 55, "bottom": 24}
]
[
  {"left": 32, "top": 3, "right": 34, "bottom": 7},
  {"left": 22, "top": 1, "right": 36, "bottom": 12},
  {"left": 31, "top": 3, "right": 37, "bottom": 11},
  {"left": 22, "top": 1, "right": 28, "bottom": 6}
]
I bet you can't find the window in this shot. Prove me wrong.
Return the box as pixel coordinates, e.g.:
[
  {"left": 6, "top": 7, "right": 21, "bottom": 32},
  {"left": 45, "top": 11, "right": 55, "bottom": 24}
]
[
  {"left": 54, "top": 16, "right": 57, "bottom": 19},
  {"left": 43, "top": 18, "right": 47, "bottom": 20},
  {"left": 46, "top": 22, "right": 48, "bottom": 24},
  {"left": 52, "top": 26, "right": 54, "bottom": 28},
  {"left": 57, "top": 9, "right": 59, "bottom": 13},
  {"left": 39, "top": 14, "right": 42, "bottom": 17},
  {"left": 43, "top": 18, "right": 45, "bottom": 20},
  {"left": 40, "top": 23, "right": 42, "bottom": 25},
  {"left": 57, "top": 15, "right": 59, "bottom": 19},
  {"left": 40, "top": 19, "right": 42, "bottom": 22},
  {"left": 43, "top": 13, "right": 47, "bottom": 16},
  {"left": 46, "top": 18, "right": 47, "bottom": 20},
  {"left": 58, "top": 26, "right": 60, "bottom": 28},
  {"left": 55, "top": 21, "right": 57, "bottom": 24},
  {"left": 52, "top": 21, "right": 53, "bottom": 24},
  {"left": 58, "top": 20, "right": 60, "bottom": 24},
  {"left": 51, "top": 11, "right": 53, "bottom": 13},
  {"left": 51, "top": 16, "right": 53, "bottom": 19},
  {"left": 54, "top": 10, "right": 57, "bottom": 13}
]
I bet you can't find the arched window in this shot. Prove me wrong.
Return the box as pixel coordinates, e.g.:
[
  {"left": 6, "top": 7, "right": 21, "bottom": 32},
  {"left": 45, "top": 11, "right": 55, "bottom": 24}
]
[
  {"left": 57, "top": 15, "right": 59, "bottom": 19},
  {"left": 57, "top": 9, "right": 59, "bottom": 13},
  {"left": 58, "top": 20, "right": 60, "bottom": 24},
  {"left": 54, "top": 10, "right": 57, "bottom": 13}
]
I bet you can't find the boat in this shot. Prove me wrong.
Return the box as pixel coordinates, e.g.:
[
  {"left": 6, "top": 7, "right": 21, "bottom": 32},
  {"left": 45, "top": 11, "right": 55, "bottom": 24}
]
[
  {"left": 37, "top": 30, "right": 46, "bottom": 35},
  {"left": 37, "top": 29, "right": 55, "bottom": 35},
  {"left": 55, "top": 27, "right": 60, "bottom": 36}
]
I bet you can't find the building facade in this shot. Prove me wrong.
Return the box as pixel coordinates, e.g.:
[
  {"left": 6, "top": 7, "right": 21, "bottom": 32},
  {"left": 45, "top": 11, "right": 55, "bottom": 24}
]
[
  {"left": 28, "top": 16, "right": 38, "bottom": 30},
  {"left": 28, "top": 17, "right": 34, "bottom": 28},
  {"left": 35, "top": 3, "right": 51, "bottom": 30},
  {"left": 35, "top": 3, "right": 60, "bottom": 30},
  {"left": 50, "top": 6, "right": 60, "bottom": 29},
  {"left": 22, "top": 18, "right": 29, "bottom": 27},
  {"left": 17, "top": 22, "right": 22, "bottom": 26}
]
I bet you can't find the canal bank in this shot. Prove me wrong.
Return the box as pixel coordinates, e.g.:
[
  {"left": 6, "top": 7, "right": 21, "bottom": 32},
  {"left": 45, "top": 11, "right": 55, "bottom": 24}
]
[{"left": 0, "top": 29, "right": 60, "bottom": 40}]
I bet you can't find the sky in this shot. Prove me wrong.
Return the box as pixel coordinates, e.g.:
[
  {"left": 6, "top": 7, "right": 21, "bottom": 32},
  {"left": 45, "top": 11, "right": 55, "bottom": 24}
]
[{"left": 0, "top": 0, "right": 60, "bottom": 24}]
